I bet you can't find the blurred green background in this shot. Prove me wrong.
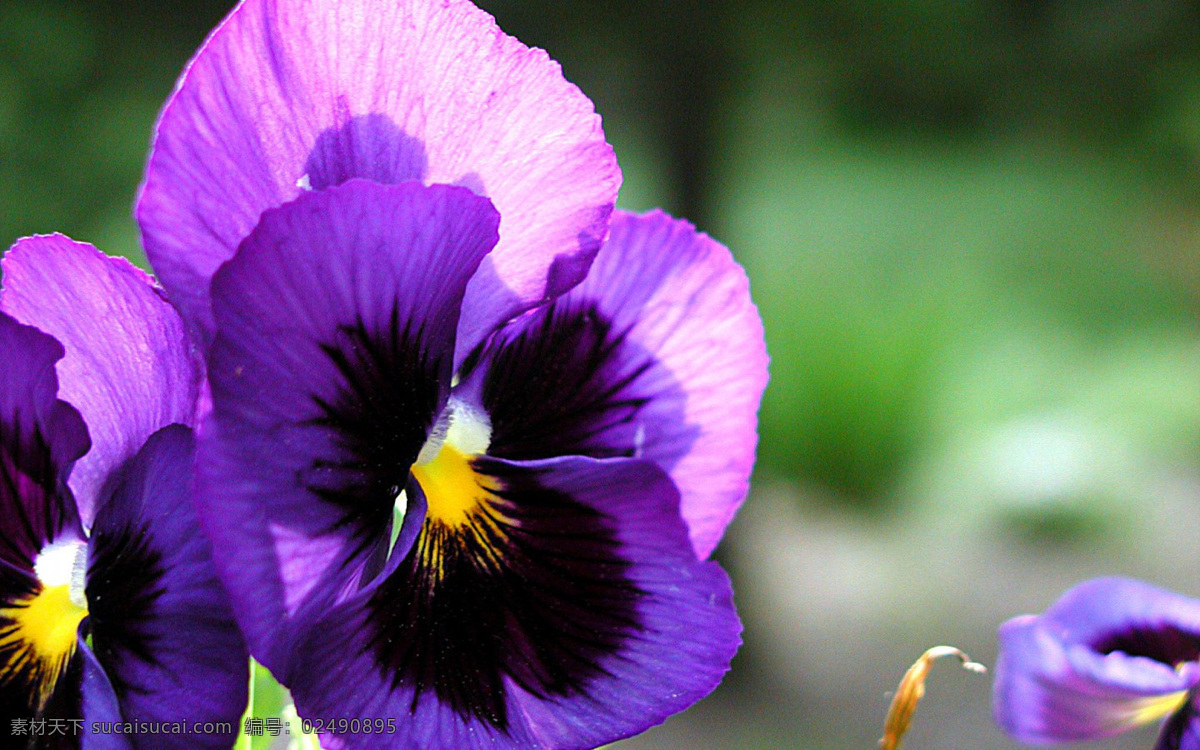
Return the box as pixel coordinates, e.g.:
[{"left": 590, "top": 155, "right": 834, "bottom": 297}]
[{"left": 5, "top": 1, "right": 1200, "bottom": 747}]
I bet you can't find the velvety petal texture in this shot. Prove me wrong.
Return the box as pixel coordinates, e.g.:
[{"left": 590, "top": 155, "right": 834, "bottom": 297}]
[
  {"left": 459, "top": 210, "right": 767, "bottom": 557},
  {"left": 138, "top": 0, "right": 620, "bottom": 354},
  {"left": 280, "top": 456, "right": 739, "bottom": 750},
  {"left": 1, "top": 235, "right": 201, "bottom": 525},
  {"left": 200, "top": 180, "right": 499, "bottom": 661},
  {"left": 995, "top": 577, "right": 1200, "bottom": 744},
  {"left": 87, "top": 425, "right": 247, "bottom": 749}
]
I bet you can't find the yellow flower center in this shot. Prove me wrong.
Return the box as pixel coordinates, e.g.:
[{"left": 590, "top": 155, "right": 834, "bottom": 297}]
[
  {"left": 411, "top": 443, "right": 499, "bottom": 527},
  {"left": 411, "top": 398, "right": 496, "bottom": 528},
  {"left": 0, "top": 585, "right": 88, "bottom": 710},
  {"left": 0, "top": 539, "right": 88, "bottom": 710},
  {"left": 1127, "top": 690, "right": 1190, "bottom": 726}
]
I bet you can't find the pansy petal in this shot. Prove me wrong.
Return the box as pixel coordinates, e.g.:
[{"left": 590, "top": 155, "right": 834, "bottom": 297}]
[
  {"left": 460, "top": 210, "right": 767, "bottom": 557},
  {"left": 1043, "top": 577, "right": 1200, "bottom": 658},
  {"left": 87, "top": 425, "right": 247, "bottom": 749},
  {"left": 0, "top": 634, "right": 128, "bottom": 750},
  {"left": 994, "top": 578, "right": 1200, "bottom": 743},
  {"left": 0, "top": 312, "right": 86, "bottom": 573},
  {"left": 281, "top": 456, "right": 740, "bottom": 750},
  {"left": 78, "top": 639, "right": 133, "bottom": 750},
  {"left": 138, "top": 0, "right": 619, "bottom": 355},
  {"left": 1158, "top": 695, "right": 1200, "bottom": 750},
  {"left": 1, "top": 235, "right": 200, "bottom": 525},
  {"left": 200, "top": 180, "right": 499, "bottom": 661},
  {"left": 0, "top": 646, "right": 89, "bottom": 750}
]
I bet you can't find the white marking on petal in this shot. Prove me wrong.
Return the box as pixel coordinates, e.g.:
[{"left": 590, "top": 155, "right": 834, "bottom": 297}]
[
  {"left": 388, "top": 489, "right": 408, "bottom": 557},
  {"left": 444, "top": 398, "right": 491, "bottom": 457},
  {"left": 633, "top": 423, "right": 646, "bottom": 458},
  {"left": 35, "top": 539, "right": 88, "bottom": 609},
  {"left": 415, "top": 396, "right": 491, "bottom": 466}
]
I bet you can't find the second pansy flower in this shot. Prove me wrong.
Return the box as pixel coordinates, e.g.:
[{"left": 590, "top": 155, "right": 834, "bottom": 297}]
[
  {"left": 0, "top": 237, "right": 247, "bottom": 748},
  {"left": 995, "top": 577, "right": 1200, "bottom": 749}
]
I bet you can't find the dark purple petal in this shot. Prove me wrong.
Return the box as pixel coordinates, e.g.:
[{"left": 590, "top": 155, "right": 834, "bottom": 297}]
[
  {"left": 87, "top": 425, "right": 247, "bottom": 749},
  {"left": 0, "top": 311, "right": 86, "bottom": 573},
  {"left": 78, "top": 639, "right": 132, "bottom": 750},
  {"left": 1158, "top": 695, "right": 1200, "bottom": 750},
  {"left": 1, "top": 235, "right": 201, "bottom": 525},
  {"left": 279, "top": 456, "right": 740, "bottom": 750},
  {"left": 994, "top": 577, "right": 1200, "bottom": 743},
  {"left": 0, "top": 635, "right": 126, "bottom": 750},
  {"left": 138, "top": 0, "right": 619, "bottom": 357},
  {"left": 200, "top": 180, "right": 498, "bottom": 663},
  {"left": 459, "top": 210, "right": 767, "bottom": 557}
]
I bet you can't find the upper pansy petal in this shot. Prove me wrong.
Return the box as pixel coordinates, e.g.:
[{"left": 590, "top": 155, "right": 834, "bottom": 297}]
[
  {"left": 459, "top": 210, "right": 767, "bottom": 558},
  {"left": 200, "top": 180, "right": 499, "bottom": 662},
  {"left": 281, "top": 455, "right": 740, "bottom": 750},
  {"left": 994, "top": 578, "right": 1200, "bottom": 743},
  {"left": 137, "top": 0, "right": 620, "bottom": 355},
  {"left": 1043, "top": 577, "right": 1200, "bottom": 657},
  {"left": 87, "top": 425, "right": 248, "bottom": 749},
  {"left": 1, "top": 235, "right": 200, "bottom": 525}
]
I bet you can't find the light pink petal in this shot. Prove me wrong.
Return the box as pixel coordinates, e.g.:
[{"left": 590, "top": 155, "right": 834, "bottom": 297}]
[{"left": 138, "top": 0, "right": 620, "bottom": 358}]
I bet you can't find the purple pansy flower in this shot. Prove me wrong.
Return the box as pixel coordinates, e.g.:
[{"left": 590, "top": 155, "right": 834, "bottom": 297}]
[
  {"left": 995, "top": 577, "right": 1200, "bottom": 749},
  {"left": 135, "top": 0, "right": 767, "bottom": 747},
  {"left": 0, "top": 236, "right": 247, "bottom": 748}
]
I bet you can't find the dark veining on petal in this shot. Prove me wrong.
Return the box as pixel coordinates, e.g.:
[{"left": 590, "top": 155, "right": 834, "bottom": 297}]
[
  {"left": 304, "top": 308, "right": 445, "bottom": 552},
  {"left": 1091, "top": 624, "right": 1200, "bottom": 666},
  {"left": 0, "top": 643, "right": 84, "bottom": 750},
  {"left": 463, "top": 301, "right": 652, "bottom": 461},
  {"left": 0, "top": 574, "right": 57, "bottom": 719},
  {"left": 86, "top": 519, "right": 166, "bottom": 696},
  {"left": 365, "top": 457, "right": 644, "bottom": 731}
]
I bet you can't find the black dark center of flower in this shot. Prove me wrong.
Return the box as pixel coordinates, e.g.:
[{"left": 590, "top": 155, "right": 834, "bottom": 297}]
[
  {"left": 0, "top": 416, "right": 75, "bottom": 571},
  {"left": 305, "top": 310, "right": 445, "bottom": 554},
  {"left": 306, "top": 304, "right": 653, "bottom": 732},
  {"left": 1091, "top": 623, "right": 1200, "bottom": 666},
  {"left": 86, "top": 519, "right": 166, "bottom": 698},
  {"left": 367, "top": 457, "right": 643, "bottom": 732},
  {"left": 464, "top": 299, "right": 691, "bottom": 464}
]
